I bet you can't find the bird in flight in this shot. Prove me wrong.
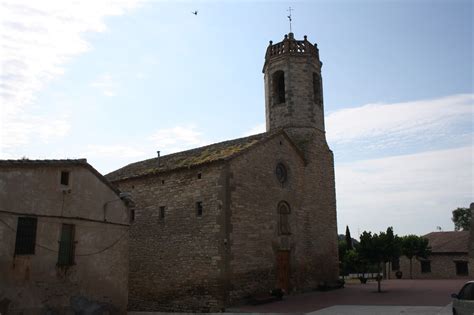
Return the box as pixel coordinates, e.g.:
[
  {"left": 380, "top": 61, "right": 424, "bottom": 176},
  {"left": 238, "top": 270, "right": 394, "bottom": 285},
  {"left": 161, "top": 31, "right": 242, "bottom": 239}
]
[{"left": 192, "top": 10, "right": 198, "bottom": 15}]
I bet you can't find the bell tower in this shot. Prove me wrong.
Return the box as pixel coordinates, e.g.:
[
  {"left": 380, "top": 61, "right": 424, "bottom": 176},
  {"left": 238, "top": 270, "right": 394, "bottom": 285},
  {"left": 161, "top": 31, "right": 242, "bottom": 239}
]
[
  {"left": 263, "top": 33, "right": 325, "bottom": 132},
  {"left": 262, "top": 33, "right": 339, "bottom": 286}
]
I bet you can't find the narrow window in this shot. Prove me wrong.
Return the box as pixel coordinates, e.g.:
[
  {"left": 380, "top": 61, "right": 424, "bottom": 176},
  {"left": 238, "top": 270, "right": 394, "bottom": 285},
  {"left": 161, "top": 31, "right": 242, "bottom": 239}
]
[
  {"left": 57, "top": 224, "right": 75, "bottom": 266},
  {"left": 197, "top": 173, "right": 202, "bottom": 179},
  {"left": 272, "top": 71, "right": 285, "bottom": 104},
  {"left": 278, "top": 201, "right": 291, "bottom": 235},
  {"left": 456, "top": 261, "right": 469, "bottom": 276},
  {"left": 159, "top": 206, "right": 165, "bottom": 219},
  {"left": 14, "top": 217, "right": 37, "bottom": 255},
  {"left": 275, "top": 163, "right": 288, "bottom": 184},
  {"left": 130, "top": 209, "right": 135, "bottom": 222},
  {"left": 196, "top": 202, "right": 203, "bottom": 217},
  {"left": 161, "top": 180, "right": 165, "bottom": 185},
  {"left": 313, "top": 73, "right": 321, "bottom": 105},
  {"left": 420, "top": 260, "right": 431, "bottom": 273},
  {"left": 60, "top": 171, "right": 70, "bottom": 186}
]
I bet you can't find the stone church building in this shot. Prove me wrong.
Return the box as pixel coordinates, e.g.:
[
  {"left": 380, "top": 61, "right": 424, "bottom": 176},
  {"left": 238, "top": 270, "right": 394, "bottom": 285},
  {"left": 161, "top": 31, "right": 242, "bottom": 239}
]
[{"left": 106, "top": 33, "right": 338, "bottom": 311}]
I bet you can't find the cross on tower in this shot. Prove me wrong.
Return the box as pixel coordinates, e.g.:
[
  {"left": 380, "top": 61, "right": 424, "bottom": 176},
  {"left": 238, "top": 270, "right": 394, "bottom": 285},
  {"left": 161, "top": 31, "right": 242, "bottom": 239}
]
[{"left": 287, "top": 7, "right": 293, "bottom": 33}]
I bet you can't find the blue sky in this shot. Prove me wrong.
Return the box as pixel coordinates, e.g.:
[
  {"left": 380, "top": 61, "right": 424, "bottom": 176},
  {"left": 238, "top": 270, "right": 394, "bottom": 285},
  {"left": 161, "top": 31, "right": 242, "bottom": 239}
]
[{"left": 1, "top": 0, "right": 472, "bottom": 237}]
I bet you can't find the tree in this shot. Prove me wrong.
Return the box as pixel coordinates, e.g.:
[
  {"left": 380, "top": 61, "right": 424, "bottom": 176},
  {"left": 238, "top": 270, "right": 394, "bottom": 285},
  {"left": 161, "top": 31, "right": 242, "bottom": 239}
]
[
  {"left": 381, "top": 227, "right": 402, "bottom": 279},
  {"left": 342, "top": 249, "right": 360, "bottom": 275},
  {"left": 338, "top": 240, "right": 348, "bottom": 278},
  {"left": 358, "top": 231, "right": 386, "bottom": 292},
  {"left": 452, "top": 207, "right": 471, "bottom": 231},
  {"left": 356, "top": 227, "right": 402, "bottom": 292},
  {"left": 401, "top": 235, "right": 431, "bottom": 279},
  {"left": 345, "top": 225, "right": 353, "bottom": 250}
]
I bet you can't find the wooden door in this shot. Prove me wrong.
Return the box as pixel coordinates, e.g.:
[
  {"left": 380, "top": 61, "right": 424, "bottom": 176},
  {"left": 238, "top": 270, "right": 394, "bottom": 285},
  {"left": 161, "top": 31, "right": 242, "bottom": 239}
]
[{"left": 277, "top": 250, "right": 290, "bottom": 292}]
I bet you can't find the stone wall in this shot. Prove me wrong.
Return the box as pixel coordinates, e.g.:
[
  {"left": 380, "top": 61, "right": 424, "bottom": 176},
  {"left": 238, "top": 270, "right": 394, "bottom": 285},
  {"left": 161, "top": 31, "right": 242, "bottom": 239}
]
[
  {"left": 388, "top": 254, "right": 471, "bottom": 279},
  {"left": 228, "top": 130, "right": 338, "bottom": 302},
  {"left": 227, "top": 133, "right": 305, "bottom": 302},
  {"left": 285, "top": 127, "right": 339, "bottom": 286},
  {"left": 114, "top": 164, "right": 228, "bottom": 312},
  {"left": 264, "top": 40, "right": 325, "bottom": 132},
  {"left": 0, "top": 164, "right": 129, "bottom": 314},
  {"left": 470, "top": 203, "right": 474, "bottom": 259}
]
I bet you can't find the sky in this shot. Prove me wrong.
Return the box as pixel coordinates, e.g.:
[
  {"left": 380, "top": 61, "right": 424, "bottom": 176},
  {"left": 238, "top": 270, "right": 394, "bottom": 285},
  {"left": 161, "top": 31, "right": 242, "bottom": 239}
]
[{"left": 1, "top": 0, "right": 472, "bottom": 238}]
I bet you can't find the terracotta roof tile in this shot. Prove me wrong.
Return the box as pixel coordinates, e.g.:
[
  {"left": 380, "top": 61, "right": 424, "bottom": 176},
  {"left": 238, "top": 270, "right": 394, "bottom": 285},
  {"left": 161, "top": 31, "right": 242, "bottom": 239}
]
[{"left": 423, "top": 231, "right": 469, "bottom": 253}]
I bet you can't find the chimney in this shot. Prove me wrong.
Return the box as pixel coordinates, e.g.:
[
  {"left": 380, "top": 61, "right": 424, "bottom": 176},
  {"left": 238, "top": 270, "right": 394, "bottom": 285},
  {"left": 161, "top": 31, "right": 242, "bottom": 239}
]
[{"left": 157, "top": 151, "right": 160, "bottom": 167}]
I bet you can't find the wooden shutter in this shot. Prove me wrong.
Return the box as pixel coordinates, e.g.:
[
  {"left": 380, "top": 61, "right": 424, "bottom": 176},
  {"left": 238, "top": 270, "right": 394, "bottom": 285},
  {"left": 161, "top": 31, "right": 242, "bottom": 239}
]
[{"left": 58, "top": 224, "right": 75, "bottom": 266}]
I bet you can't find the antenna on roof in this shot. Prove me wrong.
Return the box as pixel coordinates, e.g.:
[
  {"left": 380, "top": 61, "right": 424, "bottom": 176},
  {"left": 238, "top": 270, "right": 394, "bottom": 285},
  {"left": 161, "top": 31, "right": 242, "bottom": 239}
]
[{"left": 287, "top": 7, "right": 293, "bottom": 33}]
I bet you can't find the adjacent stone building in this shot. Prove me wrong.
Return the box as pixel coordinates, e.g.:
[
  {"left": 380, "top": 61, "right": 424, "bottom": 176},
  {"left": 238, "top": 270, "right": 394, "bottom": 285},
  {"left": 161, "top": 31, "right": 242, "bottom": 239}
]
[
  {"left": 0, "top": 159, "right": 131, "bottom": 314},
  {"left": 106, "top": 33, "right": 339, "bottom": 311},
  {"left": 390, "top": 231, "right": 471, "bottom": 279},
  {"left": 469, "top": 203, "right": 473, "bottom": 269}
]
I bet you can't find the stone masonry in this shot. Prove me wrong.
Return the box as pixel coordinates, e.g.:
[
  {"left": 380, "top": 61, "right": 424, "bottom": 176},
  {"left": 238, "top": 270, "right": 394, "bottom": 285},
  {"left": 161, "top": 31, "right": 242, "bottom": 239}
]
[
  {"left": 388, "top": 231, "right": 471, "bottom": 279},
  {"left": 106, "top": 33, "right": 338, "bottom": 312}
]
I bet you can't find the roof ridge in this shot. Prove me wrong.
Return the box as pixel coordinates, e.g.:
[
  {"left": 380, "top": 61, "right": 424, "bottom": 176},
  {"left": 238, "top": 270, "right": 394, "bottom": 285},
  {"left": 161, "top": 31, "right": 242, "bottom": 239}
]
[
  {"left": 105, "top": 132, "right": 275, "bottom": 181},
  {"left": 111, "top": 132, "right": 269, "bottom": 173},
  {"left": 0, "top": 158, "right": 88, "bottom": 164}
]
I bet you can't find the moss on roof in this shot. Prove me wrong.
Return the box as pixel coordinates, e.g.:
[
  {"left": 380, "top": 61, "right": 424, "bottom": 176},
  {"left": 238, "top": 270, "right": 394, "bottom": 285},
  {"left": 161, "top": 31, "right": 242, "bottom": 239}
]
[{"left": 105, "top": 132, "right": 271, "bottom": 182}]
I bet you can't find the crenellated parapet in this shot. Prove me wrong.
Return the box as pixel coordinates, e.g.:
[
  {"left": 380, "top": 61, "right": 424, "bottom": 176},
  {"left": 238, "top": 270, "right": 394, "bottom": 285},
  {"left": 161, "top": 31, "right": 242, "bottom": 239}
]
[
  {"left": 263, "top": 33, "right": 320, "bottom": 72},
  {"left": 263, "top": 33, "right": 325, "bottom": 132}
]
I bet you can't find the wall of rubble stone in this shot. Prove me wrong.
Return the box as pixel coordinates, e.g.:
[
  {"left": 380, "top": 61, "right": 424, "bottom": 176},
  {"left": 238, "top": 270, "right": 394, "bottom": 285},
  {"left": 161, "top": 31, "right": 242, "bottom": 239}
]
[
  {"left": 114, "top": 164, "right": 228, "bottom": 312},
  {"left": 227, "top": 131, "right": 339, "bottom": 303},
  {"left": 388, "top": 254, "right": 471, "bottom": 279}
]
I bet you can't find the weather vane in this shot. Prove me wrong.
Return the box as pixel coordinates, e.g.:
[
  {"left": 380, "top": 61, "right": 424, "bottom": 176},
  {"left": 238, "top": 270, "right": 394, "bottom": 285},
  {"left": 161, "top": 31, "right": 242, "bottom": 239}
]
[{"left": 287, "top": 7, "right": 293, "bottom": 33}]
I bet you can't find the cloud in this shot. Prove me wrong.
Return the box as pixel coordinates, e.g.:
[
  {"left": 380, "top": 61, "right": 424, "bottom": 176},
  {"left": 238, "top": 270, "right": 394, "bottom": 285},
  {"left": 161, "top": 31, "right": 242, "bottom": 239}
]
[
  {"left": 242, "top": 122, "right": 266, "bottom": 136},
  {"left": 81, "top": 144, "right": 146, "bottom": 159},
  {"left": 336, "top": 146, "right": 473, "bottom": 236},
  {"left": 91, "top": 73, "right": 116, "bottom": 96},
  {"left": 0, "top": 113, "right": 71, "bottom": 149},
  {"left": 326, "top": 94, "right": 473, "bottom": 146},
  {"left": 0, "top": 0, "right": 143, "bottom": 152},
  {"left": 149, "top": 125, "right": 210, "bottom": 154}
]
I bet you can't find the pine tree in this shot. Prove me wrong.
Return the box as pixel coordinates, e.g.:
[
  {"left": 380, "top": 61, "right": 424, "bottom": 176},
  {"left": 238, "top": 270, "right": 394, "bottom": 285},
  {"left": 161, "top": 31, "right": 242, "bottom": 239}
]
[{"left": 345, "top": 225, "right": 353, "bottom": 250}]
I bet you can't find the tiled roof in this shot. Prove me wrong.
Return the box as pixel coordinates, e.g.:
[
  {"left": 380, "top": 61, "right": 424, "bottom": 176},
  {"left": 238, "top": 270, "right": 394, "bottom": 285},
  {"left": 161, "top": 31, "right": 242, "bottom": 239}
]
[
  {"left": 0, "top": 158, "right": 121, "bottom": 196},
  {"left": 423, "top": 231, "right": 469, "bottom": 254},
  {"left": 106, "top": 130, "right": 298, "bottom": 182}
]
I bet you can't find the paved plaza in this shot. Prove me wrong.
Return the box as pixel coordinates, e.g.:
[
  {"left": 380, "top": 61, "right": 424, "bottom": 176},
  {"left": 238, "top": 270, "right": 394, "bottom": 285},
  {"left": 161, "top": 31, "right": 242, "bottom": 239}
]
[
  {"left": 229, "top": 279, "right": 465, "bottom": 313},
  {"left": 129, "top": 279, "right": 466, "bottom": 314}
]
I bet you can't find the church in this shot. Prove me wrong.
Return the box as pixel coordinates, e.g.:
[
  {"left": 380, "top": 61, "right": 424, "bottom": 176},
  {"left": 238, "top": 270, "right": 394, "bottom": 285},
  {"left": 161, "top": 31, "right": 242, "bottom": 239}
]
[{"left": 106, "top": 32, "right": 339, "bottom": 312}]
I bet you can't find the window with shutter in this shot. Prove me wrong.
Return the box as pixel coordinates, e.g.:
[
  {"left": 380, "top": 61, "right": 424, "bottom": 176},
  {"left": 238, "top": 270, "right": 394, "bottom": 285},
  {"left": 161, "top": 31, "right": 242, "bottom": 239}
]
[
  {"left": 14, "top": 217, "right": 37, "bottom": 255},
  {"left": 58, "top": 224, "right": 75, "bottom": 266}
]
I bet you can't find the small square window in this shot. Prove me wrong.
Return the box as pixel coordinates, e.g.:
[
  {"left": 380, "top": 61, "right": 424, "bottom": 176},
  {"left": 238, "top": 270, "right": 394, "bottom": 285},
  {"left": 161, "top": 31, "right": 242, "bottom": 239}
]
[
  {"left": 420, "top": 260, "right": 431, "bottom": 273},
  {"left": 159, "top": 206, "right": 165, "bottom": 219},
  {"left": 196, "top": 202, "right": 203, "bottom": 217},
  {"left": 456, "top": 261, "right": 469, "bottom": 276},
  {"left": 14, "top": 217, "right": 37, "bottom": 255},
  {"left": 60, "top": 171, "right": 69, "bottom": 186}
]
